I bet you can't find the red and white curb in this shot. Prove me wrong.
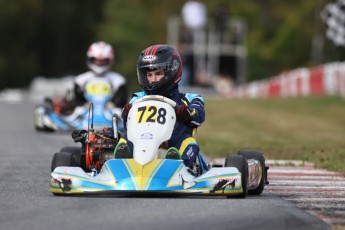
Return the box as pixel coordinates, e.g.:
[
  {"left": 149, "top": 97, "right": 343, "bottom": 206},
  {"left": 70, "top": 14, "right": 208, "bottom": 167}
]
[
  {"left": 266, "top": 160, "right": 345, "bottom": 228},
  {"left": 212, "top": 158, "right": 345, "bottom": 227}
]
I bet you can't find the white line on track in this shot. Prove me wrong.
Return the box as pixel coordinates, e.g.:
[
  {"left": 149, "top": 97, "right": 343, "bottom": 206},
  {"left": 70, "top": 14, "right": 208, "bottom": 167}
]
[
  {"left": 269, "top": 168, "right": 343, "bottom": 175},
  {"left": 283, "top": 197, "right": 345, "bottom": 202},
  {"left": 266, "top": 161, "right": 345, "bottom": 228},
  {"left": 268, "top": 180, "right": 345, "bottom": 185},
  {"left": 268, "top": 175, "right": 345, "bottom": 180}
]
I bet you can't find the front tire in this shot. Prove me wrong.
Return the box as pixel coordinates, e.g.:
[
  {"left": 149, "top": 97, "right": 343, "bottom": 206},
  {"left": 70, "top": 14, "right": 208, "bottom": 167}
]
[
  {"left": 59, "top": 146, "right": 81, "bottom": 167},
  {"left": 34, "top": 105, "right": 55, "bottom": 132},
  {"left": 225, "top": 155, "right": 248, "bottom": 198},
  {"left": 238, "top": 150, "right": 266, "bottom": 195},
  {"left": 51, "top": 152, "right": 75, "bottom": 172}
]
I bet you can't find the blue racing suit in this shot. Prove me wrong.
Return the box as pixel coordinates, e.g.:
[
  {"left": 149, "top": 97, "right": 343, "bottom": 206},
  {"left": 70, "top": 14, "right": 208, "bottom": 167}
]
[{"left": 123, "top": 87, "right": 205, "bottom": 168}]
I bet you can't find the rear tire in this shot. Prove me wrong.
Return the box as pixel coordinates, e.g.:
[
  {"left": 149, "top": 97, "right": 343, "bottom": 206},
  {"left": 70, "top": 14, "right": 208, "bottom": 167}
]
[
  {"left": 51, "top": 152, "right": 75, "bottom": 172},
  {"left": 225, "top": 155, "right": 248, "bottom": 198},
  {"left": 238, "top": 150, "right": 266, "bottom": 195}
]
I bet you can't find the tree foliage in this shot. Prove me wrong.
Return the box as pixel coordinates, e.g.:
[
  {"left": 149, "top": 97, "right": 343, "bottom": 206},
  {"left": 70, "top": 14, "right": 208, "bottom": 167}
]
[{"left": 0, "top": 0, "right": 343, "bottom": 90}]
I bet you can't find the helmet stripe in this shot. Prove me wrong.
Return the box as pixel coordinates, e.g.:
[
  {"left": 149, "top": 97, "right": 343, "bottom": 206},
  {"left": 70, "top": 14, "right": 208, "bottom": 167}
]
[
  {"left": 144, "top": 46, "right": 152, "bottom": 56},
  {"left": 151, "top": 45, "right": 161, "bottom": 55},
  {"left": 175, "top": 76, "right": 181, "bottom": 83}
]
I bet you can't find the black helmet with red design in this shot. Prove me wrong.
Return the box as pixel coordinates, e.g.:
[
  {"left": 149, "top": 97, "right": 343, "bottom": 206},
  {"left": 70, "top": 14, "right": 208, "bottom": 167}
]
[{"left": 137, "top": 44, "right": 182, "bottom": 95}]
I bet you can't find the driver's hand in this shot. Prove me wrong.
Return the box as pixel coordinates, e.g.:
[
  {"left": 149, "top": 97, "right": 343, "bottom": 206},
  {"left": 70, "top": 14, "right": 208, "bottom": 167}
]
[
  {"left": 121, "top": 103, "right": 132, "bottom": 121},
  {"left": 176, "top": 105, "right": 193, "bottom": 125}
]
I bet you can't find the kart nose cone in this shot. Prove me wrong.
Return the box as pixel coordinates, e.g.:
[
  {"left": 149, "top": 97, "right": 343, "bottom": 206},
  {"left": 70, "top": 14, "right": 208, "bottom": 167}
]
[{"left": 105, "top": 159, "right": 184, "bottom": 191}]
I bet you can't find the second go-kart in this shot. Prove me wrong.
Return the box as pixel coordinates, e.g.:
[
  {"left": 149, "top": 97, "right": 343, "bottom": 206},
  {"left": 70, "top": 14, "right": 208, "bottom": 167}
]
[
  {"left": 34, "top": 78, "right": 123, "bottom": 132},
  {"left": 50, "top": 95, "right": 269, "bottom": 197}
]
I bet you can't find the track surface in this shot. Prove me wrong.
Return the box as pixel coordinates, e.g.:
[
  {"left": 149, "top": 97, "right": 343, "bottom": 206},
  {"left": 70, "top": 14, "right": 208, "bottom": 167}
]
[
  {"left": 267, "top": 163, "right": 345, "bottom": 228},
  {"left": 0, "top": 101, "right": 331, "bottom": 230}
]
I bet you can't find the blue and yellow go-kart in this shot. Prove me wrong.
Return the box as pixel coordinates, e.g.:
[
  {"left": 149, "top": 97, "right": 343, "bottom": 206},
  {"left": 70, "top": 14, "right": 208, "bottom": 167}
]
[
  {"left": 50, "top": 95, "right": 268, "bottom": 198},
  {"left": 34, "top": 78, "right": 123, "bottom": 132}
]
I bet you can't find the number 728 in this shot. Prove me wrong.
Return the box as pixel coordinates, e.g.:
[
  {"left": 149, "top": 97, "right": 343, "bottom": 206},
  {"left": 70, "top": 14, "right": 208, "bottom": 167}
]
[{"left": 136, "top": 106, "right": 167, "bottom": 124}]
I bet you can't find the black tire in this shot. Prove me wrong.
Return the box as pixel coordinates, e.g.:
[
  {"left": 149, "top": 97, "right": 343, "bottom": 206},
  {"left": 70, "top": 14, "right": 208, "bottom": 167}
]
[
  {"left": 224, "top": 155, "right": 248, "bottom": 198},
  {"left": 238, "top": 150, "right": 266, "bottom": 195},
  {"left": 34, "top": 124, "right": 55, "bottom": 132},
  {"left": 60, "top": 146, "right": 80, "bottom": 154},
  {"left": 59, "top": 146, "right": 81, "bottom": 168},
  {"left": 51, "top": 151, "right": 75, "bottom": 172}
]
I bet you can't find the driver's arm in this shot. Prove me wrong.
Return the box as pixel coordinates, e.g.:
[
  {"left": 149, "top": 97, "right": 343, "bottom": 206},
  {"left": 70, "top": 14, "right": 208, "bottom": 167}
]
[
  {"left": 185, "top": 97, "right": 205, "bottom": 127},
  {"left": 73, "top": 83, "right": 86, "bottom": 106},
  {"left": 112, "top": 84, "right": 128, "bottom": 108},
  {"left": 177, "top": 94, "right": 205, "bottom": 127}
]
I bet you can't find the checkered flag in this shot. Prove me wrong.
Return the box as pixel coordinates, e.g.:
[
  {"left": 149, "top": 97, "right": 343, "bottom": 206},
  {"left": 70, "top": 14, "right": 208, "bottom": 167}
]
[{"left": 321, "top": 0, "right": 345, "bottom": 46}]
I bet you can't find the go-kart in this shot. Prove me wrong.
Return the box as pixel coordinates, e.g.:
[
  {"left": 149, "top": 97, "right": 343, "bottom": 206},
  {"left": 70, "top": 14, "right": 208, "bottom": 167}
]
[
  {"left": 50, "top": 95, "right": 269, "bottom": 197},
  {"left": 34, "top": 78, "right": 123, "bottom": 132}
]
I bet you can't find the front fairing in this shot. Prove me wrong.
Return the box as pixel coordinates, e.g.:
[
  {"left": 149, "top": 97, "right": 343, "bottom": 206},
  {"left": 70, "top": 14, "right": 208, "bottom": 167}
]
[{"left": 50, "top": 159, "right": 243, "bottom": 195}]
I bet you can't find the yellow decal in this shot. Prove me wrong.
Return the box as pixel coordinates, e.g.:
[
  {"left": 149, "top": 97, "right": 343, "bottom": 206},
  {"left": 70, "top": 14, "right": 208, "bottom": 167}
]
[
  {"left": 85, "top": 82, "right": 112, "bottom": 95},
  {"left": 124, "top": 159, "right": 164, "bottom": 190},
  {"left": 166, "top": 164, "right": 184, "bottom": 187},
  {"left": 136, "top": 105, "right": 157, "bottom": 123},
  {"left": 136, "top": 106, "right": 167, "bottom": 124},
  {"left": 179, "top": 137, "right": 197, "bottom": 154}
]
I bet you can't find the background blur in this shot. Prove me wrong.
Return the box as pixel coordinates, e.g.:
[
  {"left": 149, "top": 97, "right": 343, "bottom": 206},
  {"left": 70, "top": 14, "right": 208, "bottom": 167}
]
[{"left": 0, "top": 0, "right": 344, "bottom": 93}]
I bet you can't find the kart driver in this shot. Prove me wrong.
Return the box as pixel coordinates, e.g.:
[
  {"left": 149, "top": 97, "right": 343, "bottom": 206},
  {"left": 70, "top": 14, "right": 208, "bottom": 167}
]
[
  {"left": 53, "top": 41, "right": 128, "bottom": 115},
  {"left": 118, "top": 44, "right": 205, "bottom": 168}
]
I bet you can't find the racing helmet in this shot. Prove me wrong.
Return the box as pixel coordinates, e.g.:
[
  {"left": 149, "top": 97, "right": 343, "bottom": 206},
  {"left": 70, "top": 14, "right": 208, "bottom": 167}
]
[
  {"left": 137, "top": 45, "right": 182, "bottom": 95},
  {"left": 86, "top": 41, "right": 114, "bottom": 75}
]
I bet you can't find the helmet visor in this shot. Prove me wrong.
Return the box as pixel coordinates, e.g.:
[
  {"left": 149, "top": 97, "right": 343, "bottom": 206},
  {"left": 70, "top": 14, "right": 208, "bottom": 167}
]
[{"left": 90, "top": 57, "right": 111, "bottom": 66}]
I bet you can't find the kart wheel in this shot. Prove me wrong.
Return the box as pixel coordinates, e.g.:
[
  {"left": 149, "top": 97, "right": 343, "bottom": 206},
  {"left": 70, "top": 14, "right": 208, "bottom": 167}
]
[
  {"left": 225, "top": 155, "right": 248, "bottom": 198},
  {"left": 34, "top": 120, "right": 55, "bottom": 132},
  {"left": 59, "top": 146, "right": 80, "bottom": 154},
  {"left": 60, "top": 147, "right": 81, "bottom": 167},
  {"left": 238, "top": 150, "right": 266, "bottom": 195},
  {"left": 36, "top": 127, "right": 55, "bottom": 132},
  {"left": 51, "top": 151, "right": 75, "bottom": 172},
  {"left": 34, "top": 105, "right": 55, "bottom": 132}
]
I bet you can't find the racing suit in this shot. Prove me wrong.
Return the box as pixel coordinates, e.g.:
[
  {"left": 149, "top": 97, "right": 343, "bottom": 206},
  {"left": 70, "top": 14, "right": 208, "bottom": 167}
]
[
  {"left": 123, "top": 87, "right": 205, "bottom": 168},
  {"left": 73, "top": 71, "right": 128, "bottom": 108}
]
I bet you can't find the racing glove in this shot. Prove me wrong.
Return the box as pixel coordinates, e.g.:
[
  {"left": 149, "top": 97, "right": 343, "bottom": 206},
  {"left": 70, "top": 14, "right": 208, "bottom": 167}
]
[
  {"left": 176, "top": 105, "right": 193, "bottom": 125},
  {"left": 121, "top": 103, "right": 132, "bottom": 121}
]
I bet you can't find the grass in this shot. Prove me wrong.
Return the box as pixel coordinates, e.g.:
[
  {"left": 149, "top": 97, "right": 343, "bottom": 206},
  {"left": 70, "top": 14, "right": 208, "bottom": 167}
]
[{"left": 197, "top": 96, "right": 345, "bottom": 174}]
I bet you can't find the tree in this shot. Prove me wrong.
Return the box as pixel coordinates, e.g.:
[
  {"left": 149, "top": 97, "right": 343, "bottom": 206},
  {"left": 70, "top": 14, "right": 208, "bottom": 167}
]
[{"left": 0, "top": 0, "right": 42, "bottom": 89}]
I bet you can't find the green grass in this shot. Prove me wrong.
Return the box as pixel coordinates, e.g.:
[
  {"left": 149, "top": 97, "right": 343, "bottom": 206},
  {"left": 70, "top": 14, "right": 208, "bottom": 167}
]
[{"left": 197, "top": 96, "right": 345, "bottom": 173}]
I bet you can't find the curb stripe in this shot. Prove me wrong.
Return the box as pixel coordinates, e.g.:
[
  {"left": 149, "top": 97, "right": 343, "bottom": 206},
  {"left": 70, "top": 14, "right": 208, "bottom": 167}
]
[{"left": 267, "top": 163, "right": 345, "bottom": 228}]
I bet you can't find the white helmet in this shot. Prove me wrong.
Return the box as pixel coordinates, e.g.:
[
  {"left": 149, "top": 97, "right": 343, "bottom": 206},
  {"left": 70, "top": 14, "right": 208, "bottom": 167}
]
[{"left": 86, "top": 41, "right": 114, "bottom": 75}]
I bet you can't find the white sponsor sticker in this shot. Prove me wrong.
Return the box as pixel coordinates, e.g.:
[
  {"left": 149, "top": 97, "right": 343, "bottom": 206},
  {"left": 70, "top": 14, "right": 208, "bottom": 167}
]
[{"left": 142, "top": 55, "right": 157, "bottom": 62}]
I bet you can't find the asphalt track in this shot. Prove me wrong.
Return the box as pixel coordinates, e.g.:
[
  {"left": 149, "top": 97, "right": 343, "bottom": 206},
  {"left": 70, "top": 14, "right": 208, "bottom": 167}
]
[
  {"left": 267, "top": 164, "right": 345, "bottom": 227},
  {"left": 0, "top": 101, "right": 331, "bottom": 230}
]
